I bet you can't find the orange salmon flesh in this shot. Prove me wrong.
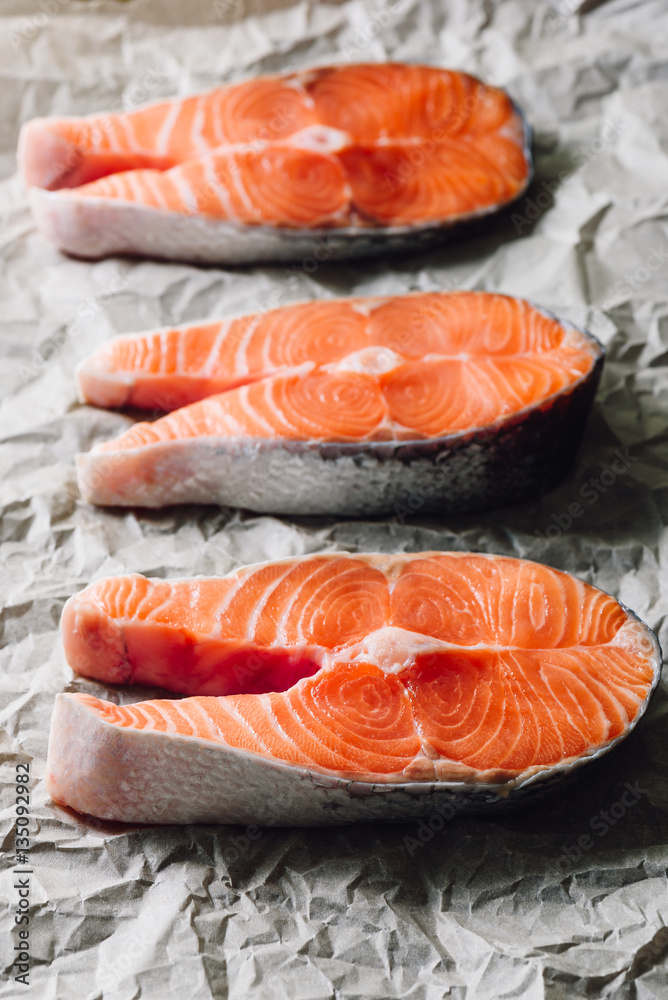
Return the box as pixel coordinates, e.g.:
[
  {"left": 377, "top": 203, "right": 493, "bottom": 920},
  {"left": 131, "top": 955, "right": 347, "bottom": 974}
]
[
  {"left": 73, "top": 292, "right": 604, "bottom": 514},
  {"left": 20, "top": 64, "right": 530, "bottom": 231},
  {"left": 51, "top": 552, "right": 660, "bottom": 804},
  {"left": 78, "top": 291, "right": 600, "bottom": 441}
]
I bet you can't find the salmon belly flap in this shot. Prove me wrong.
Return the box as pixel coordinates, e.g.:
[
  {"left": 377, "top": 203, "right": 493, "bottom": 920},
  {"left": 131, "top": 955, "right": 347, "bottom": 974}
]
[
  {"left": 19, "top": 64, "right": 532, "bottom": 263},
  {"left": 75, "top": 291, "right": 604, "bottom": 516},
  {"left": 47, "top": 552, "right": 661, "bottom": 825}
]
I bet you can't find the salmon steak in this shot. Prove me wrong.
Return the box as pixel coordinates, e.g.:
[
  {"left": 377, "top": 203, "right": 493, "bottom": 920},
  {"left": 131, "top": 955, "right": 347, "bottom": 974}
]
[
  {"left": 47, "top": 552, "right": 661, "bottom": 825},
  {"left": 19, "top": 64, "right": 531, "bottom": 264},
  {"left": 75, "top": 291, "right": 604, "bottom": 516}
]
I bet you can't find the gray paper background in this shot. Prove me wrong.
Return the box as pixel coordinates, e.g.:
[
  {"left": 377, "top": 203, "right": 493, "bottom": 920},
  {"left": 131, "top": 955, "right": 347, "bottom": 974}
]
[{"left": 1, "top": 0, "right": 668, "bottom": 997}]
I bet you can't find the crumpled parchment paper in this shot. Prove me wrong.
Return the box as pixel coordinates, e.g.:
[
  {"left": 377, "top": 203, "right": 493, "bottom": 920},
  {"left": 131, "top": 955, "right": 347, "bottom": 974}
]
[{"left": 1, "top": 0, "right": 668, "bottom": 997}]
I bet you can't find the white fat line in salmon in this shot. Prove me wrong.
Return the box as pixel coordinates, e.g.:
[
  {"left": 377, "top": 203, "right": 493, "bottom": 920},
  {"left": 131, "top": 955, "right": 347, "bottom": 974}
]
[{"left": 130, "top": 287, "right": 475, "bottom": 397}]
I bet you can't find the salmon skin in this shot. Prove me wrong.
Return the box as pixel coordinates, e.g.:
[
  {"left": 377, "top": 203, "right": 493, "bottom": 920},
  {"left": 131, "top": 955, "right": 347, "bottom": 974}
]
[
  {"left": 47, "top": 552, "right": 662, "bottom": 825},
  {"left": 19, "top": 64, "right": 532, "bottom": 264},
  {"left": 75, "top": 292, "right": 604, "bottom": 516}
]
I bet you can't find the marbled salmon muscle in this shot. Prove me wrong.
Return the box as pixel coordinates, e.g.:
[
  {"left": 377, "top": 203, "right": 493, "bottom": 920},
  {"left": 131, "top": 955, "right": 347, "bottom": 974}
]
[
  {"left": 74, "top": 292, "right": 604, "bottom": 516},
  {"left": 19, "top": 64, "right": 532, "bottom": 264},
  {"left": 46, "top": 552, "right": 662, "bottom": 826}
]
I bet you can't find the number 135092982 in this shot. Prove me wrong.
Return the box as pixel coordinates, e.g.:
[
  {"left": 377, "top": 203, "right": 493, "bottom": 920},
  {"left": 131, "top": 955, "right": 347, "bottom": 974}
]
[{"left": 14, "top": 762, "right": 32, "bottom": 986}]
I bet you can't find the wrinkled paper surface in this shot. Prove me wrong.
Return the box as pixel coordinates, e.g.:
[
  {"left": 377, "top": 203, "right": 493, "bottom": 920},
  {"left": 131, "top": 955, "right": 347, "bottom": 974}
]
[{"left": 1, "top": 0, "right": 668, "bottom": 997}]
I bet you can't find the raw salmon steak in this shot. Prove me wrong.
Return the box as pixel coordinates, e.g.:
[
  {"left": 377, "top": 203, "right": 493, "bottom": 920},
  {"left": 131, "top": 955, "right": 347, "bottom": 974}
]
[
  {"left": 75, "top": 292, "right": 604, "bottom": 516},
  {"left": 47, "top": 552, "right": 661, "bottom": 825},
  {"left": 19, "top": 64, "right": 531, "bottom": 264}
]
